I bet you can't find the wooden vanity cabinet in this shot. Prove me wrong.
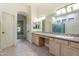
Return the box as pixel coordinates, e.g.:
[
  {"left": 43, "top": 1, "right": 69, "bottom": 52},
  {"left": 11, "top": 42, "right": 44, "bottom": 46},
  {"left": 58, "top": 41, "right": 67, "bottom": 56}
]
[
  {"left": 49, "top": 38, "right": 61, "bottom": 56},
  {"left": 32, "top": 34, "right": 45, "bottom": 47},
  {"left": 32, "top": 32, "right": 79, "bottom": 56},
  {"left": 69, "top": 41, "right": 79, "bottom": 49},
  {"left": 61, "top": 45, "right": 79, "bottom": 56},
  {"left": 32, "top": 34, "right": 39, "bottom": 45},
  {"left": 61, "top": 41, "right": 79, "bottom": 56},
  {"left": 49, "top": 38, "right": 55, "bottom": 55},
  {"left": 49, "top": 38, "right": 69, "bottom": 56}
]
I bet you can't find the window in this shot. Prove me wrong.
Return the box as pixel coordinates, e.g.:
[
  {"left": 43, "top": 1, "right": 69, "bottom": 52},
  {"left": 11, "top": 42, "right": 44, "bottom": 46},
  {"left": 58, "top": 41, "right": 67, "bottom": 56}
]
[
  {"left": 33, "top": 23, "right": 38, "bottom": 29},
  {"left": 73, "top": 4, "right": 79, "bottom": 11},
  {"left": 67, "top": 4, "right": 73, "bottom": 12},
  {"left": 33, "top": 22, "right": 41, "bottom": 29},
  {"left": 17, "top": 27, "right": 21, "bottom": 32}
]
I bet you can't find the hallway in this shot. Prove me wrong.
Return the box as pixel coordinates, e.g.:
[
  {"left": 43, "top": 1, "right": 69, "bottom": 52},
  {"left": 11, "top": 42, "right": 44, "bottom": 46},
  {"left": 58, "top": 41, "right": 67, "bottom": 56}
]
[{"left": 0, "top": 39, "right": 51, "bottom": 56}]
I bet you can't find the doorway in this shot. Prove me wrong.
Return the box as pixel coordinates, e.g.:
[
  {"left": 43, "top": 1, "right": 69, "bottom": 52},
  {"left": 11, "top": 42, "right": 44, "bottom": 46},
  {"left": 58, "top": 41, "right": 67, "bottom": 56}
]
[{"left": 17, "top": 14, "right": 27, "bottom": 40}]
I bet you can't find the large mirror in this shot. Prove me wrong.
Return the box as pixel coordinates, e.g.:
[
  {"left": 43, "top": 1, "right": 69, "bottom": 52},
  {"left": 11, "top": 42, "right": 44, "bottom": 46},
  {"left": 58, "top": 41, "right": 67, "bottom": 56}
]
[{"left": 52, "top": 11, "right": 79, "bottom": 35}]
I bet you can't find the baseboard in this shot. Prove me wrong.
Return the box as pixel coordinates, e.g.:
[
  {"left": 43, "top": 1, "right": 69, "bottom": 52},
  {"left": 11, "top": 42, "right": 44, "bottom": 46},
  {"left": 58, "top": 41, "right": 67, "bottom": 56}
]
[{"left": 0, "top": 44, "right": 16, "bottom": 51}]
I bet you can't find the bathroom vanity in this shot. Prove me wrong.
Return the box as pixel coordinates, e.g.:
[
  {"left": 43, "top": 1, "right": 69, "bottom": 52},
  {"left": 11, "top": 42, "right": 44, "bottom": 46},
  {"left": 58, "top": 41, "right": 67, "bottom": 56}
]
[{"left": 32, "top": 32, "right": 79, "bottom": 56}]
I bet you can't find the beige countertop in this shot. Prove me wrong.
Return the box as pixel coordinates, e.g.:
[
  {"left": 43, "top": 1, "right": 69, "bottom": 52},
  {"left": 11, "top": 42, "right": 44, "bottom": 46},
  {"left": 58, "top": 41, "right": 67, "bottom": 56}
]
[{"left": 32, "top": 32, "right": 79, "bottom": 43}]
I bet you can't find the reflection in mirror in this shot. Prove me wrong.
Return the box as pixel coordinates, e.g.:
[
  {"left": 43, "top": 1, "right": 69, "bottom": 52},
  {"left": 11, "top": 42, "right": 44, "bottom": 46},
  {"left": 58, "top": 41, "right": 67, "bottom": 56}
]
[{"left": 52, "top": 11, "right": 79, "bottom": 36}]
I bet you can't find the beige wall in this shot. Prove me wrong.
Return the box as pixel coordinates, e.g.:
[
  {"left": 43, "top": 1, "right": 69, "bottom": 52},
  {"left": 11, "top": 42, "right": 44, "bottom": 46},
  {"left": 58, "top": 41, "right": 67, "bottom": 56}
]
[
  {"left": 44, "top": 15, "right": 52, "bottom": 32},
  {"left": 0, "top": 4, "right": 32, "bottom": 49}
]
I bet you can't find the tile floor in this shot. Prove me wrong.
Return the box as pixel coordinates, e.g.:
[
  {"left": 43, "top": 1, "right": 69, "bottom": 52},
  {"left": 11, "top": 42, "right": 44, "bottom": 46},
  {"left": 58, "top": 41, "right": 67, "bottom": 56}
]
[{"left": 0, "top": 39, "right": 51, "bottom": 56}]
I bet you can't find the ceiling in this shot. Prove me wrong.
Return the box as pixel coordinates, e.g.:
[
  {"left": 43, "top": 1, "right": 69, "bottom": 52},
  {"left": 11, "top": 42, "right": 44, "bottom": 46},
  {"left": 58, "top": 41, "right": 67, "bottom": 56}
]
[
  {"left": 0, "top": 3, "right": 70, "bottom": 17},
  {"left": 26, "top": 3, "right": 70, "bottom": 16}
]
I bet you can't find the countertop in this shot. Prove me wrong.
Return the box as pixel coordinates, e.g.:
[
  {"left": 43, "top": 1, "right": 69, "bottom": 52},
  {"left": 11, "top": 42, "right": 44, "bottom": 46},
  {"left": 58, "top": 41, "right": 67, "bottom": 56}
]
[{"left": 32, "top": 32, "right": 79, "bottom": 43}]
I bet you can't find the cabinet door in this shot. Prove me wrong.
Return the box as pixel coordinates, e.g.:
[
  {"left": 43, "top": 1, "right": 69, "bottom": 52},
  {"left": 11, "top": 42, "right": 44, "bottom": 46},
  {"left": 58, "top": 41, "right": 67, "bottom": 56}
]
[
  {"left": 54, "top": 43, "right": 60, "bottom": 56},
  {"left": 49, "top": 38, "right": 60, "bottom": 56},
  {"left": 49, "top": 39, "right": 55, "bottom": 55},
  {"left": 32, "top": 34, "right": 39, "bottom": 45},
  {"left": 61, "top": 45, "right": 79, "bottom": 56},
  {"left": 34, "top": 36, "right": 39, "bottom": 45}
]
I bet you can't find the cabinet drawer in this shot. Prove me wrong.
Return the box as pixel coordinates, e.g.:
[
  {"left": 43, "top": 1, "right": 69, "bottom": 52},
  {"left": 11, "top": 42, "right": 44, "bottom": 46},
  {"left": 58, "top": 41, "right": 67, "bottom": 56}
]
[
  {"left": 70, "top": 42, "right": 79, "bottom": 49},
  {"left": 55, "top": 39, "right": 69, "bottom": 45}
]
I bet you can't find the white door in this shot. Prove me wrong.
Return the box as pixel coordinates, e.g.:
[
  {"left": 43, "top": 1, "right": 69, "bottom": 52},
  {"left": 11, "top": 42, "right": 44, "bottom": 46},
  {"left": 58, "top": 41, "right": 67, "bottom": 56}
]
[{"left": 1, "top": 12, "right": 14, "bottom": 49}]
